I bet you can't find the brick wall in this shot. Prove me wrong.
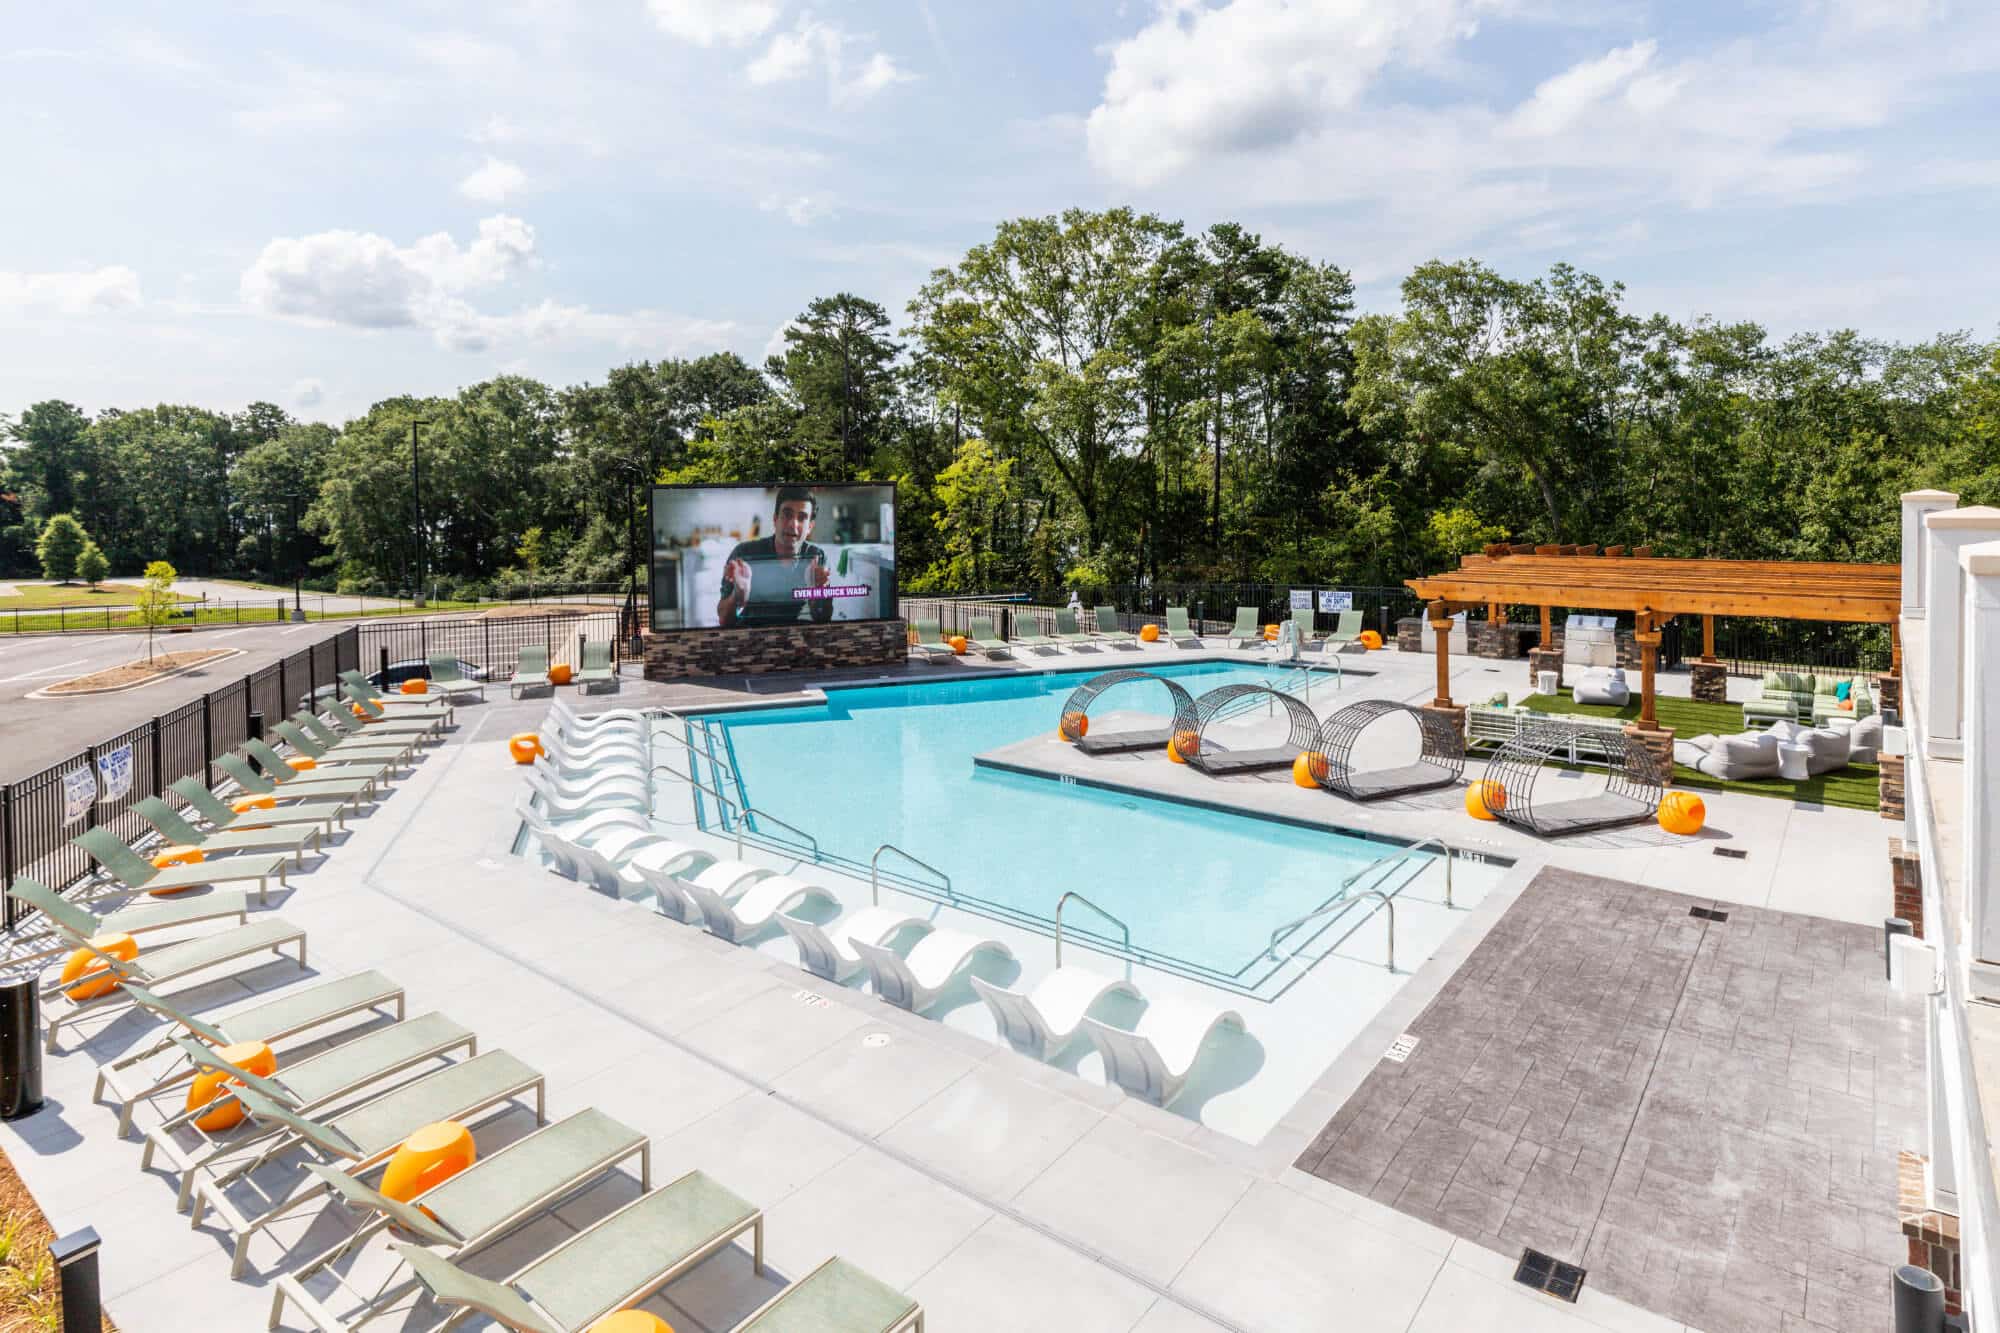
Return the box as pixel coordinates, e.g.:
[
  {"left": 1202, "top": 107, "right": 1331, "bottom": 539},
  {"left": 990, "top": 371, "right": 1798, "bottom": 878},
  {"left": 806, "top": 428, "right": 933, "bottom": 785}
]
[
  {"left": 1889, "top": 837, "right": 1923, "bottom": 937},
  {"left": 641, "top": 620, "right": 909, "bottom": 681},
  {"left": 1880, "top": 754, "right": 1906, "bottom": 821},
  {"left": 1899, "top": 1151, "right": 1962, "bottom": 1316}
]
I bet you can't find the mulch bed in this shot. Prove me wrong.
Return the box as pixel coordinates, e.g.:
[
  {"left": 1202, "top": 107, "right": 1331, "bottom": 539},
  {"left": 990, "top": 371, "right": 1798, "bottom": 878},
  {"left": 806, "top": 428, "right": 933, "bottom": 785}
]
[
  {"left": 43, "top": 650, "right": 234, "bottom": 694},
  {"left": 0, "top": 1141, "right": 115, "bottom": 1330}
]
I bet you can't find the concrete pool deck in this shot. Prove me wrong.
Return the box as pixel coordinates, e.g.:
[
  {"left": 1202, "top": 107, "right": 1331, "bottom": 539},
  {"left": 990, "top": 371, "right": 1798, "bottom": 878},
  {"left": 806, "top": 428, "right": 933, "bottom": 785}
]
[{"left": 0, "top": 643, "right": 1899, "bottom": 1332}]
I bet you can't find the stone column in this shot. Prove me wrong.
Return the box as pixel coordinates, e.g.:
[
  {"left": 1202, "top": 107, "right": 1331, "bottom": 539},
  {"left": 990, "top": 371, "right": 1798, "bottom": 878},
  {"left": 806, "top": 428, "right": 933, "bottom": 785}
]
[
  {"left": 1690, "top": 662, "right": 1728, "bottom": 703},
  {"left": 1923, "top": 508, "right": 2000, "bottom": 758},
  {"left": 1902, "top": 489, "right": 1959, "bottom": 617},
  {"left": 1961, "top": 539, "right": 2000, "bottom": 965}
]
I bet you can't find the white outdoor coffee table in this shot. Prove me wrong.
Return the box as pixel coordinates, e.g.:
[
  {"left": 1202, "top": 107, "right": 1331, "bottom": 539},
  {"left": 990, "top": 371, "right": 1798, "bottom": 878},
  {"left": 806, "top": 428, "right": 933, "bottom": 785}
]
[
  {"left": 1537, "top": 670, "right": 1559, "bottom": 696},
  {"left": 1777, "top": 742, "right": 1812, "bottom": 781}
]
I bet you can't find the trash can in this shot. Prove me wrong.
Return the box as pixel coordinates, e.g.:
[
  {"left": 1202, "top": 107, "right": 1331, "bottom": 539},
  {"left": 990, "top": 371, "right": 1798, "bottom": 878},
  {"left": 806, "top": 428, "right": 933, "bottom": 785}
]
[
  {"left": 0, "top": 976, "right": 43, "bottom": 1120},
  {"left": 248, "top": 711, "right": 264, "bottom": 741}
]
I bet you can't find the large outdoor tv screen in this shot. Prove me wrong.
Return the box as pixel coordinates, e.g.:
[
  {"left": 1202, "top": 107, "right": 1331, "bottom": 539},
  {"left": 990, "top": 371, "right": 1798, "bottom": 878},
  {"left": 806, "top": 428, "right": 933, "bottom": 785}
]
[{"left": 650, "top": 483, "right": 897, "bottom": 632}]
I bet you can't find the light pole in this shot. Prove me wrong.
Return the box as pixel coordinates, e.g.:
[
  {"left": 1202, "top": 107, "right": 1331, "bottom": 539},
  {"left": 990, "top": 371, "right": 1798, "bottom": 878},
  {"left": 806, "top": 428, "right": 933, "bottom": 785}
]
[
  {"left": 284, "top": 491, "right": 307, "bottom": 621},
  {"left": 410, "top": 419, "right": 431, "bottom": 607}
]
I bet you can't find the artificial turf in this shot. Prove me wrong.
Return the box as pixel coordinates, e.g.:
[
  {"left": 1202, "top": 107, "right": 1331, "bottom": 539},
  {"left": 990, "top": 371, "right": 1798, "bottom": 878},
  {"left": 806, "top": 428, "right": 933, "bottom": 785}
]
[{"left": 1513, "top": 688, "right": 1881, "bottom": 812}]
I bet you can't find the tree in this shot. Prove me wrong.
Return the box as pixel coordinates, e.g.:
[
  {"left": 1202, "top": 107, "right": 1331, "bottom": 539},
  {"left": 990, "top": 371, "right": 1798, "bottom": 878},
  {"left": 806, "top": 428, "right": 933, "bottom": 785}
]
[
  {"left": 921, "top": 438, "right": 1013, "bottom": 591},
  {"left": 132, "top": 559, "right": 179, "bottom": 662},
  {"left": 76, "top": 540, "right": 109, "bottom": 587},
  {"left": 516, "top": 526, "right": 547, "bottom": 604},
  {"left": 767, "top": 294, "right": 901, "bottom": 474},
  {"left": 35, "top": 512, "right": 89, "bottom": 581}
]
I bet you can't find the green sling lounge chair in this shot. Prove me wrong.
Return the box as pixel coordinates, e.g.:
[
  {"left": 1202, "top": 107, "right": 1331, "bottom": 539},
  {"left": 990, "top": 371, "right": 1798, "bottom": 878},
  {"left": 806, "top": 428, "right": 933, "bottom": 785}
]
[
  {"left": 1287, "top": 610, "right": 1321, "bottom": 650},
  {"left": 73, "top": 827, "right": 288, "bottom": 905},
  {"left": 270, "top": 719, "right": 411, "bottom": 770},
  {"left": 1228, "top": 606, "right": 1264, "bottom": 648},
  {"left": 967, "top": 616, "right": 1013, "bottom": 658},
  {"left": 1164, "top": 606, "right": 1202, "bottom": 648},
  {"left": 242, "top": 737, "right": 394, "bottom": 792},
  {"left": 215, "top": 753, "right": 378, "bottom": 810},
  {"left": 95, "top": 972, "right": 405, "bottom": 1136},
  {"left": 132, "top": 796, "right": 320, "bottom": 865},
  {"left": 190, "top": 1049, "right": 546, "bottom": 1277},
  {"left": 42, "top": 916, "right": 308, "bottom": 1052},
  {"left": 1325, "top": 608, "right": 1364, "bottom": 650},
  {"left": 732, "top": 1256, "right": 924, "bottom": 1332},
  {"left": 428, "top": 654, "right": 487, "bottom": 703},
  {"left": 1008, "top": 611, "right": 1055, "bottom": 653},
  {"left": 169, "top": 775, "right": 347, "bottom": 835},
  {"left": 312, "top": 705, "right": 437, "bottom": 750},
  {"left": 1093, "top": 606, "right": 1138, "bottom": 647},
  {"left": 269, "top": 1108, "right": 651, "bottom": 1333},
  {"left": 387, "top": 1169, "right": 764, "bottom": 1333},
  {"left": 337, "top": 671, "right": 453, "bottom": 727},
  {"left": 143, "top": 1011, "right": 478, "bottom": 1200},
  {"left": 513, "top": 644, "right": 555, "bottom": 699},
  {"left": 1053, "top": 609, "right": 1095, "bottom": 648},
  {"left": 6, "top": 875, "right": 249, "bottom": 963},
  {"left": 575, "top": 640, "right": 618, "bottom": 694},
  {"left": 909, "top": 619, "right": 956, "bottom": 663}
]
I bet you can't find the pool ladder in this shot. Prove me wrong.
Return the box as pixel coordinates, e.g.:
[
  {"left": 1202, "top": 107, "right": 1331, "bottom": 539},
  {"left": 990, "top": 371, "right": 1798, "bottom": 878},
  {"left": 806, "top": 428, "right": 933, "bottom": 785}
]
[{"left": 1262, "top": 838, "right": 1459, "bottom": 975}]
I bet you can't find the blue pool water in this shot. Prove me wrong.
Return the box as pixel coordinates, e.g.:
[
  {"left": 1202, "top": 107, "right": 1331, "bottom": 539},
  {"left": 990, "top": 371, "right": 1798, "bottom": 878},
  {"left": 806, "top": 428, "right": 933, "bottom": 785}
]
[{"left": 690, "top": 662, "right": 1422, "bottom": 981}]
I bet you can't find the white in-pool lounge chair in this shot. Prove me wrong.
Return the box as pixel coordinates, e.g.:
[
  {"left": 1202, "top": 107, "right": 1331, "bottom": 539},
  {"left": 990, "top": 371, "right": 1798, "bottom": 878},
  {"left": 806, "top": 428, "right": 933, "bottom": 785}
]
[
  {"left": 96, "top": 972, "right": 405, "bottom": 1137},
  {"left": 680, "top": 871, "right": 837, "bottom": 946},
  {"left": 524, "top": 768, "right": 650, "bottom": 815},
  {"left": 537, "top": 724, "right": 649, "bottom": 759},
  {"left": 623, "top": 842, "right": 720, "bottom": 920},
  {"left": 189, "top": 1049, "right": 545, "bottom": 1276},
  {"left": 550, "top": 697, "right": 653, "bottom": 733},
  {"left": 42, "top": 917, "right": 309, "bottom": 1052},
  {"left": 268, "top": 1108, "right": 652, "bottom": 1333},
  {"left": 515, "top": 802, "right": 654, "bottom": 880},
  {"left": 970, "top": 966, "right": 1142, "bottom": 1060},
  {"left": 567, "top": 829, "right": 711, "bottom": 899},
  {"left": 1079, "top": 995, "right": 1245, "bottom": 1106},
  {"left": 852, "top": 928, "right": 1014, "bottom": 1012},
  {"left": 776, "top": 906, "right": 933, "bottom": 982}
]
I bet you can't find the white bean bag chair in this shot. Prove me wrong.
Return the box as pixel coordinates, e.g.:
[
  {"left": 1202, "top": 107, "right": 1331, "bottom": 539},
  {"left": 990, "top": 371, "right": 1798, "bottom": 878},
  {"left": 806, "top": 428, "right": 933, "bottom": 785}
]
[
  {"left": 1847, "top": 714, "right": 1883, "bottom": 764},
  {"left": 1676, "top": 730, "right": 1781, "bottom": 781},
  {"left": 1572, "top": 666, "right": 1630, "bottom": 707},
  {"left": 1766, "top": 720, "right": 1849, "bottom": 775}
]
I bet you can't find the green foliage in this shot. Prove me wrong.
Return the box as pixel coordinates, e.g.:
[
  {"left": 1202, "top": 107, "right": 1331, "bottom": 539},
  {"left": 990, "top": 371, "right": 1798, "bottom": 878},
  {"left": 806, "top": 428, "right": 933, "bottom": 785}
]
[
  {"left": 34, "top": 513, "right": 88, "bottom": 581},
  {"left": 919, "top": 439, "right": 1013, "bottom": 591},
  {"left": 74, "top": 539, "right": 108, "bottom": 586},
  {"left": 132, "top": 558, "right": 179, "bottom": 660}
]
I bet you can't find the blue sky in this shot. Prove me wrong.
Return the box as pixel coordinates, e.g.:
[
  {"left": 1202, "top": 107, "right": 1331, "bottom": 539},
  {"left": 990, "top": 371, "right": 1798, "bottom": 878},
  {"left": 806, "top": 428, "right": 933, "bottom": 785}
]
[{"left": 3, "top": 0, "right": 1997, "bottom": 423}]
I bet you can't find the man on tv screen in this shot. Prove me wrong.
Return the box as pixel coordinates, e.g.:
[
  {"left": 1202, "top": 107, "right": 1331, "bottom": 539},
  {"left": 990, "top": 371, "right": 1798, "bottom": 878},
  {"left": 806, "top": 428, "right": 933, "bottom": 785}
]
[{"left": 716, "top": 486, "right": 834, "bottom": 627}]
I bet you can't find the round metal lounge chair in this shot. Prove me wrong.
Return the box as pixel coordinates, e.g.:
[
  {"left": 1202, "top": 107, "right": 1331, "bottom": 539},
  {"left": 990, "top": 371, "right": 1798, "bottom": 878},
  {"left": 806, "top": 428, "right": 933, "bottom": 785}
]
[
  {"left": 1174, "top": 684, "right": 1319, "bottom": 775},
  {"left": 1058, "top": 670, "right": 1197, "bottom": 756},
  {"left": 1309, "top": 699, "right": 1464, "bottom": 801},
  {"left": 1477, "top": 721, "right": 1665, "bottom": 837}
]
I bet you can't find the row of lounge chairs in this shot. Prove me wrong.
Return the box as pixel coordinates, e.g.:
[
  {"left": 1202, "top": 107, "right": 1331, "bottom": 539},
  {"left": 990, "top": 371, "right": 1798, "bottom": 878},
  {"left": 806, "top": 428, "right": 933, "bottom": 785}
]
[
  {"left": 913, "top": 605, "right": 1370, "bottom": 662},
  {"left": 519, "top": 701, "right": 1249, "bottom": 1108},
  {"left": 15, "top": 683, "right": 918, "bottom": 1330}
]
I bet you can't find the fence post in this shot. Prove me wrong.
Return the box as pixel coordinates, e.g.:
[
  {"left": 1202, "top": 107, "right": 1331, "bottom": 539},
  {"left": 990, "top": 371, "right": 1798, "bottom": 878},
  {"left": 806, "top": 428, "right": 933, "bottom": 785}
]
[
  {"left": 420, "top": 619, "right": 428, "bottom": 662},
  {"left": 484, "top": 620, "right": 492, "bottom": 675},
  {"left": 278, "top": 657, "right": 288, "bottom": 718},
  {"left": 149, "top": 718, "right": 163, "bottom": 803},
  {"left": 201, "top": 693, "right": 213, "bottom": 769},
  {"left": 2, "top": 786, "right": 14, "bottom": 931}
]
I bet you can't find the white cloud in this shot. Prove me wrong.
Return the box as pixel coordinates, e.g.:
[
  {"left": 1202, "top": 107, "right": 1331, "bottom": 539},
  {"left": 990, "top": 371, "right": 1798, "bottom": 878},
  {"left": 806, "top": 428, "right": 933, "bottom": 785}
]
[
  {"left": 290, "top": 377, "right": 324, "bottom": 408},
  {"left": 745, "top": 14, "right": 912, "bottom": 105},
  {"left": 1504, "top": 39, "right": 1655, "bottom": 137},
  {"left": 758, "top": 193, "right": 830, "bottom": 226},
  {"left": 0, "top": 266, "right": 143, "bottom": 314},
  {"left": 459, "top": 156, "right": 529, "bottom": 203},
  {"left": 647, "top": 0, "right": 781, "bottom": 47}
]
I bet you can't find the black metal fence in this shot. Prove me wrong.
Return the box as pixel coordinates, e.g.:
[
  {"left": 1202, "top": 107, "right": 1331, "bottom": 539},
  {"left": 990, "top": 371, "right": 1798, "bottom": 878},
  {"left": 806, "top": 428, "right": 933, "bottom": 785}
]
[
  {"left": 353, "top": 611, "right": 623, "bottom": 683},
  {"left": 1, "top": 627, "right": 361, "bottom": 930},
  {"left": 1662, "top": 617, "right": 1892, "bottom": 678},
  {"left": 901, "top": 584, "right": 1423, "bottom": 640}
]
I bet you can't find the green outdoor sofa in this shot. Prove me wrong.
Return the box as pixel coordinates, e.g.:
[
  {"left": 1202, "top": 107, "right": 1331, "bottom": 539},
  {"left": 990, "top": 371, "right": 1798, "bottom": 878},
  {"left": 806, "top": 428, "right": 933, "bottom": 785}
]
[{"left": 1741, "top": 671, "right": 1875, "bottom": 729}]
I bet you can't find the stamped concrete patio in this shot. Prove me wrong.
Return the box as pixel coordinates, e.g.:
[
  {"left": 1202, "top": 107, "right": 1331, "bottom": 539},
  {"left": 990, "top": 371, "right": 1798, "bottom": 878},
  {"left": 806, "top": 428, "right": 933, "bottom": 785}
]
[{"left": 1296, "top": 867, "right": 1923, "bottom": 1333}]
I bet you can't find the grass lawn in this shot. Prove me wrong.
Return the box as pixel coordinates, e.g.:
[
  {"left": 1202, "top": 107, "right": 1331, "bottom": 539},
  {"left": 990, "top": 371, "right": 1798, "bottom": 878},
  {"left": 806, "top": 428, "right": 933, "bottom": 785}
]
[
  {"left": 0, "top": 581, "right": 189, "bottom": 610},
  {"left": 1517, "top": 688, "right": 1880, "bottom": 812}
]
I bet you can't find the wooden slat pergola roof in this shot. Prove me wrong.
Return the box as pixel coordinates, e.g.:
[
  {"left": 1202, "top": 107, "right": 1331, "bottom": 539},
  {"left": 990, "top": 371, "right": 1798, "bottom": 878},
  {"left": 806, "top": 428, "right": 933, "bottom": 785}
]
[{"left": 1406, "top": 551, "right": 1901, "bottom": 624}]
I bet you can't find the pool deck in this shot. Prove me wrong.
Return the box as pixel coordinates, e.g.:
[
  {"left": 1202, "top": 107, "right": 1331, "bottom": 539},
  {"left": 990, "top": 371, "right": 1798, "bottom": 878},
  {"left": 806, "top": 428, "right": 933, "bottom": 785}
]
[{"left": 0, "top": 643, "right": 1902, "bottom": 1333}]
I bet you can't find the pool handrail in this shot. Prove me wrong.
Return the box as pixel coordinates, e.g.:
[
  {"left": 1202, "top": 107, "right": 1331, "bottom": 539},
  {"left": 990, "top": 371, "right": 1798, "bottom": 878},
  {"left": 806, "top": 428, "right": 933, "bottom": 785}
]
[
  {"left": 1341, "top": 836, "right": 1454, "bottom": 909},
  {"left": 1265, "top": 888, "right": 1396, "bottom": 973},
  {"left": 649, "top": 756, "right": 820, "bottom": 862},
  {"left": 870, "top": 843, "right": 952, "bottom": 907},
  {"left": 1053, "top": 891, "right": 1132, "bottom": 967}
]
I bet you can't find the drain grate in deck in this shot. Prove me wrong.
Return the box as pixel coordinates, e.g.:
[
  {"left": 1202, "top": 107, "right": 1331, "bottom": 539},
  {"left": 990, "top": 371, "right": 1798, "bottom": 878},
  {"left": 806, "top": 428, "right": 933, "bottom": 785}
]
[
  {"left": 1515, "top": 1248, "right": 1586, "bottom": 1302},
  {"left": 1689, "top": 906, "right": 1730, "bottom": 923},
  {"left": 1713, "top": 847, "right": 1748, "bottom": 860}
]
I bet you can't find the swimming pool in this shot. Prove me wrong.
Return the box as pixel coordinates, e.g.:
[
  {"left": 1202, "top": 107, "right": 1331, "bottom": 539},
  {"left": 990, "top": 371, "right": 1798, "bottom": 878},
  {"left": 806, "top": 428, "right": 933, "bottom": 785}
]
[{"left": 686, "top": 661, "right": 1473, "bottom": 989}]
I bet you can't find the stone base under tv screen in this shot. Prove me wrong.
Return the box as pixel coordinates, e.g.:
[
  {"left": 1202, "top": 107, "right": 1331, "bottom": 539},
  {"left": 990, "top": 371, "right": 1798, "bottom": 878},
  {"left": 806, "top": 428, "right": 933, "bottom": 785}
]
[{"left": 641, "top": 619, "right": 908, "bottom": 680}]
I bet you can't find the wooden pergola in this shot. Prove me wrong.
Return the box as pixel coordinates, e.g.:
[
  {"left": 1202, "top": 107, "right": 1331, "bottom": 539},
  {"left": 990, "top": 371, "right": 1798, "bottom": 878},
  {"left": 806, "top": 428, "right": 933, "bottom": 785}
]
[{"left": 1405, "top": 547, "right": 1901, "bottom": 731}]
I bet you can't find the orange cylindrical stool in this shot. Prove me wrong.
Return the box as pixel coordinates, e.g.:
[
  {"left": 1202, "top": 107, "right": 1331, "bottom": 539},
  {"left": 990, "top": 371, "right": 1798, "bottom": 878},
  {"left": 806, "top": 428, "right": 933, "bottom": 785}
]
[
  {"left": 381, "top": 1121, "right": 477, "bottom": 1202},
  {"left": 152, "top": 844, "right": 206, "bottom": 869},
  {"left": 1657, "top": 790, "right": 1706, "bottom": 835},
  {"left": 948, "top": 636, "right": 968, "bottom": 655},
  {"left": 232, "top": 795, "right": 276, "bottom": 814},
  {"left": 186, "top": 1041, "right": 277, "bottom": 1132},
  {"left": 589, "top": 1313, "right": 675, "bottom": 1333},
  {"left": 509, "top": 733, "right": 545, "bottom": 764},
  {"left": 1466, "top": 780, "right": 1505, "bottom": 820},
  {"left": 549, "top": 663, "right": 573, "bottom": 686},
  {"left": 1059, "top": 712, "right": 1089, "bottom": 742},
  {"left": 1139, "top": 624, "right": 1160, "bottom": 643},
  {"left": 287, "top": 757, "right": 318, "bottom": 772},
  {"left": 1292, "top": 752, "right": 1328, "bottom": 788},
  {"left": 1359, "top": 630, "right": 1383, "bottom": 651},
  {"left": 60, "top": 933, "right": 138, "bottom": 1001},
  {"left": 400, "top": 678, "right": 428, "bottom": 695},
  {"left": 1263, "top": 624, "right": 1278, "bottom": 641}
]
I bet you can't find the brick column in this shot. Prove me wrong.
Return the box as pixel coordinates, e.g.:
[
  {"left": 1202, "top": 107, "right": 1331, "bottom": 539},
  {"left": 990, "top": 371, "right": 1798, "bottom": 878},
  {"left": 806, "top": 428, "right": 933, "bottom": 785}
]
[
  {"left": 1889, "top": 837, "right": 1923, "bottom": 937},
  {"left": 1879, "top": 754, "right": 1906, "bottom": 821},
  {"left": 1689, "top": 661, "right": 1727, "bottom": 703},
  {"left": 1922, "top": 506, "right": 2000, "bottom": 758},
  {"left": 1621, "top": 723, "right": 1675, "bottom": 783},
  {"left": 1875, "top": 672, "right": 1902, "bottom": 719},
  {"left": 1527, "top": 647, "right": 1564, "bottom": 694},
  {"left": 1899, "top": 1151, "right": 1963, "bottom": 1316},
  {"left": 1901, "top": 489, "right": 1959, "bottom": 618},
  {"left": 1421, "top": 702, "right": 1467, "bottom": 741}
]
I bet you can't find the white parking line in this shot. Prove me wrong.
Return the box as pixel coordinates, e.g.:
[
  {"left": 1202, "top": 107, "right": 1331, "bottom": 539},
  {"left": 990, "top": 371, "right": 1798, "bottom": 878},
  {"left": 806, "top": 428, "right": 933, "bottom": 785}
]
[
  {"left": 0, "top": 657, "right": 88, "bottom": 683},
  {"left": 207, "top": 628, "right": 255, "bottom": 638},
  {"left": 281, "top": 623, "right": 317, "bottom": 635}
]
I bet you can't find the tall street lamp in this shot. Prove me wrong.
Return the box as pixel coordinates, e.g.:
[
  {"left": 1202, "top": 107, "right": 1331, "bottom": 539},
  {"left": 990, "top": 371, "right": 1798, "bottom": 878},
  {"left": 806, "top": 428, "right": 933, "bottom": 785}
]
[
  {"left": 411, "top": 418, "right": 431, "bottom": 606},
  {"left": 284, "top": 491, "right": 308, "bottom": 621}
]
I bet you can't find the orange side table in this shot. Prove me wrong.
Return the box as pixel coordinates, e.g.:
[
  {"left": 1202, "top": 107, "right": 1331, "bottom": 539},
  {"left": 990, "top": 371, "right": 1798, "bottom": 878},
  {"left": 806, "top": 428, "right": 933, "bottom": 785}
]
[
  {"left": 60, "top": 932, "right": 138, "bottom": 1001},
  {"left": 549, "top": 663, "right": 573, "bottom": 686},
  {"left": 589, "top": 1313, "right": 675, "bottom": 1333},
  {"left": 151, "top": 844, "right": 206, "bottom": 868},
  {"left": 381, "top": 1121, "right": 477, "bottom": 1202},
  {"left": 187, "top": 1041, "right": 277, "bottom": 1132}
]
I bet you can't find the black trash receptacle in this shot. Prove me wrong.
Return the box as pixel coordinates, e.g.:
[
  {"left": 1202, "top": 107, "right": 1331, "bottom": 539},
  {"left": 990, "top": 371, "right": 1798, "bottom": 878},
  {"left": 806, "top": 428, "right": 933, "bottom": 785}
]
[
  {"left": 248, "top": 710, "right": 264, "bottom": 741},
  {"left": 0, "top": 976, "right": 43, "bottom": 1119}
]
